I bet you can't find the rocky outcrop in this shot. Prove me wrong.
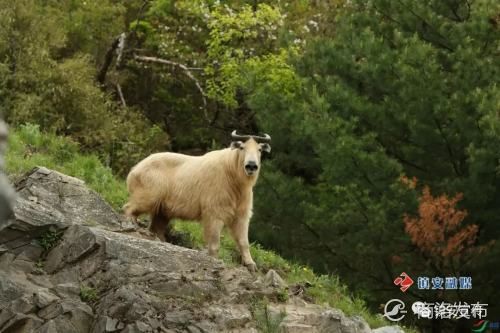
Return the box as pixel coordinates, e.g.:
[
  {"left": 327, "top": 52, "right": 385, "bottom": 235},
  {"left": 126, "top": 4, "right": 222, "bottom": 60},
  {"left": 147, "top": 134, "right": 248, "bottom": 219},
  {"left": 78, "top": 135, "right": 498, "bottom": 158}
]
[
  {"left": 372, "top": 327, "right": 405, "bottom": 333},
  {"left": 0, "top": 167, "right": 396, "bottom": 333}
]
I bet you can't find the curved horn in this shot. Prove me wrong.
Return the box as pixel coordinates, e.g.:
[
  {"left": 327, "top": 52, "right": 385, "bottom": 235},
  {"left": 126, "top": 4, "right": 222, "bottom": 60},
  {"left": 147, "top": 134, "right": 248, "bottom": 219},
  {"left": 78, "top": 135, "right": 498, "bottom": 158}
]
[
  {"left": 231, "top": 130, "right": 251, "bottom": 141},
  {"left": 252, "top": 133, "right": 271, "bottom": 143},
  {"left": 231, "top": 130, "right": 271, "bottom": 142}
]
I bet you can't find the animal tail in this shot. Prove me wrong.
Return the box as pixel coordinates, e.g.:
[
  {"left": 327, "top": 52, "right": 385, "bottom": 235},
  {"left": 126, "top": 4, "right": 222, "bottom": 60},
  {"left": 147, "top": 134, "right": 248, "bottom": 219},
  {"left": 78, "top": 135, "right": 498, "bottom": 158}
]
[{"left": 152, "top": 199, "right": 163, "bottom": 216}]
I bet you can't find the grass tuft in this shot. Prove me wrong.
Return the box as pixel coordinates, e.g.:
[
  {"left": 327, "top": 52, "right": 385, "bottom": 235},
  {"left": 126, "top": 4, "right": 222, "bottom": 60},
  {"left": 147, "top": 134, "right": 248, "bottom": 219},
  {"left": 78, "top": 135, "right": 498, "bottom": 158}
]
[
  {"left": 79, "top": 285, "right": 98, "bottom": 303},
  {"left": 250, "top": 298, "right": 286, "bottom": 333},
  {"left": 37, "top": 229, "right": 64, "bottom": 253}
]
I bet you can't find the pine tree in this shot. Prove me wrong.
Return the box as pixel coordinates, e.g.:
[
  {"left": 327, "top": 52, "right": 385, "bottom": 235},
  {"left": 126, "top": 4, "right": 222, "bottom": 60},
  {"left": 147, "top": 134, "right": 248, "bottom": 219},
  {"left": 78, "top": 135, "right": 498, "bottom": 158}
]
[{"left": 248, "top": 1, "right": 500, "bottom": 330}]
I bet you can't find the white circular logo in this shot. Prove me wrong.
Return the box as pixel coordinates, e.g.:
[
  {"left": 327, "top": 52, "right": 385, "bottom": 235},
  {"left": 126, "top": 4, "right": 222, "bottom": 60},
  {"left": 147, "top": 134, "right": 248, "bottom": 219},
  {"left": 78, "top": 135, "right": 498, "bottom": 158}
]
[
  {"left": 383, "top": 299, "right": 407, "bottom": 322},
  {"left": 412, "top": 301, "right": 431, "bottom": 318}
]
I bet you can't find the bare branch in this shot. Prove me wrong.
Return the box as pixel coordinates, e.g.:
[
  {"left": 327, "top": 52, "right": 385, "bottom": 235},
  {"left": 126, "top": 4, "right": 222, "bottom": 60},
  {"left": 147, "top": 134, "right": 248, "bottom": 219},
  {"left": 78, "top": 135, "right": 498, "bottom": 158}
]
[
  {"left": 97, "top": 36, "right": 120, "bottom": 84},
  {"left": 116, "top": 32, "right": 127, "bottom": 68},
  {"left": 116, "top": 84, "right": 127, "bottom": 108},
  {"left": 133, "top": 55, "right": 209, "bottom": 121}
]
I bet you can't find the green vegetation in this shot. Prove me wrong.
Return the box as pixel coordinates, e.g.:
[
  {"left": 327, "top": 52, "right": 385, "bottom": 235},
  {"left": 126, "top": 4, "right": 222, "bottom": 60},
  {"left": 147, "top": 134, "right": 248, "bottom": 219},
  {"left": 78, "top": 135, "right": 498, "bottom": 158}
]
[
  {"left": 37, "top": 229, "right": 64, "bottom": 253},
  {"left": 79, "top": 285, "right": 98, "bottom": 303},
  {"left": 6, "top": 124, "right": 127, "bottom": 209},
  {"left": 32, "top": 259, "right": 45, "bottom": 275},
  {"left": 276, "top": 288, "right": 288, "bottom": 303},
  {"left": 0, "top": 0, "right": 167, "bottom": 175},
  {"left": 250, "top": 298, "right": 286, "bottom": 333}
]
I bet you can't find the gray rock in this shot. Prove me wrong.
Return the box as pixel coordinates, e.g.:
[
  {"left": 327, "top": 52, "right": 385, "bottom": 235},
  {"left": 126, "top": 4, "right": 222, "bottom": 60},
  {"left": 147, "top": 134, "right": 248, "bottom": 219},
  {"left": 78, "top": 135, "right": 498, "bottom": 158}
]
[
  {"left": 0, "top": 313, "right": 44, "bottom": 332},
  {"left": 35, "top": 319, "right": 58, "bottom": 333},
  {"left": 34, "top": 289, "right": 60, "bottom": 308},
  {"left": 54, "top": 282, "right": 80, "bottom": 298},
  {"left": 207, "top": 304, "right": 252, "bottom": 328},
  {"left": 187, "top": 325, "right": 203, "bottom": 333},
  {"left": 12, "top": 166, "right": 133, "bottom": 231},
  {"left": 264, "top": 269, "right": 287, "bottom": 289},
  {"left": 10, "top": 294, "right": 37, "bottom": 314},
  {"left": 281, "top": 323, "right": 315, "bottom": 333},
  {"left": 92, "top": 316, "right": 124, "bottom": 333},
  {"left": 268, "top": 302, "right": 373, "bottom": 333},
  {"left": 372, "top": 326, "right": 406, "bottom": 333}
]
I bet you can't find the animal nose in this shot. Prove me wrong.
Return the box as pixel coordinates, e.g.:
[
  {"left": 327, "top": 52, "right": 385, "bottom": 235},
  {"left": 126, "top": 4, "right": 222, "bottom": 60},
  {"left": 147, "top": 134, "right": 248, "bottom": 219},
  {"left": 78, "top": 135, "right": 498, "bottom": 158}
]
[{"left": 245, "top": 161, "right": 258, "bottom": 172}]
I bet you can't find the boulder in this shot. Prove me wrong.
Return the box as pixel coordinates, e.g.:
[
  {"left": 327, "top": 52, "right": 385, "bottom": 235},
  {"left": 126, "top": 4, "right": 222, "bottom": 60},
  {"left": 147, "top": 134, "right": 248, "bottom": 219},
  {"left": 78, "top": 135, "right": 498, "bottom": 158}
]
[
  {"left": 264, "top": 269, "right": 287, "bottom": 289},
  {"left": 372, "top": 326, "right": 406, "bottom": 333},
  {"left": 268, "top": 300, "right": 372, "bottom": 333}
]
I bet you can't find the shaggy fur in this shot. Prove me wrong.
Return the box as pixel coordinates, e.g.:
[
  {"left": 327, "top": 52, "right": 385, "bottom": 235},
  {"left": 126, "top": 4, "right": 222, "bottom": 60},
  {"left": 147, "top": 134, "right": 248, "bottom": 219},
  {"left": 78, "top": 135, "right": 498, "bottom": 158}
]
[{"left": 123, "top": 138, "right": 268, "bottom": 270}]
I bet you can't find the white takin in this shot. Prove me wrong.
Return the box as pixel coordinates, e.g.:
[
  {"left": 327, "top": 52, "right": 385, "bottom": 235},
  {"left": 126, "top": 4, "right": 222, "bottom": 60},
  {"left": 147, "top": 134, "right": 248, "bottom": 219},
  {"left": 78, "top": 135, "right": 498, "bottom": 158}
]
[{"left": 123, "top": 130, "right": 271, "bottom": 271}]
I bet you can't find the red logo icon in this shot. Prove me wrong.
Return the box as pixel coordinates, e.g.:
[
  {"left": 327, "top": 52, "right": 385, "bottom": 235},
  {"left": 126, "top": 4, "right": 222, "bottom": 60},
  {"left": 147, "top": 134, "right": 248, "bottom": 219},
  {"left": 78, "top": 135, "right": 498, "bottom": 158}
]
[{"left": 394, "top": 272, "right": 414, "bottom": 292}]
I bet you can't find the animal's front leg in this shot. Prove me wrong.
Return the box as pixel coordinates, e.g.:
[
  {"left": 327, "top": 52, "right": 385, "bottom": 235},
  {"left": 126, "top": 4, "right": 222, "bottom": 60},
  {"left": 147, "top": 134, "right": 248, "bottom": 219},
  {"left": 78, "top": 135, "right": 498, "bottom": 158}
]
[
  {"left": 203, "top": 219, "right": 224, "bottom": 257},
  {"left": 229, "top": 217, "right": 257, "bottom": 272}
]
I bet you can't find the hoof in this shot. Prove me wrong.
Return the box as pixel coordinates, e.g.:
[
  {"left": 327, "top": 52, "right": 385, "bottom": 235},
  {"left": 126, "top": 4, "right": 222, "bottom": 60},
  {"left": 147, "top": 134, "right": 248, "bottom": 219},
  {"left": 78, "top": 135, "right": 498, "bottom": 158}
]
[
  {"left": 125, "top": 214, "right": 139, "bottom": 225},
  {"left": 245, "top": 263, "right": 258, "bottom": 272},
  {"left": 138, "top": 229, "right": 156, "bottom": 239}
]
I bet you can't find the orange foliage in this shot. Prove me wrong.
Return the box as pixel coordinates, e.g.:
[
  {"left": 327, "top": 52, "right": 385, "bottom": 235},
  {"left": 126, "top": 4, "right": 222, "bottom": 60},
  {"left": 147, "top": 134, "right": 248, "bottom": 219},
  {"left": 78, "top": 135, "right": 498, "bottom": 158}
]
[{"left": 404, "top": 186, "right": 478, "bottom": 260}]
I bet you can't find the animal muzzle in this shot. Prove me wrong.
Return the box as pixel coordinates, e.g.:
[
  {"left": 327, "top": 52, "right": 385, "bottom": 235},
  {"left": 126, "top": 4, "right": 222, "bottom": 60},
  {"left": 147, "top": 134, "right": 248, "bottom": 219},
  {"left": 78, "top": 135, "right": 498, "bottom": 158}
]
[{"left": 244, "top": 161, "right": 259, "bottom": 174}]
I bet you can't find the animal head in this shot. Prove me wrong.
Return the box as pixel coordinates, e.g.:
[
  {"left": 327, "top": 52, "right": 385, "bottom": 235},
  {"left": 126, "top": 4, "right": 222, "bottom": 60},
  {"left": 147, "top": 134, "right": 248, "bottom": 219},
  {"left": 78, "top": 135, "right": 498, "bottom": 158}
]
[{"left": 230, "top": 130, "right": 271, "bottom": 176}]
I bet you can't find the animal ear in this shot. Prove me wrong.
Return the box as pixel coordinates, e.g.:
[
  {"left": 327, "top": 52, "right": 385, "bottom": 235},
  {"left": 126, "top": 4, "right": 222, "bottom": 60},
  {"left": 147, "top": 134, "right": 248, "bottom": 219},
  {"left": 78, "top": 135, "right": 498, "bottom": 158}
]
[
  {"left": 231, "top": 141, "right": 243, "bottom": 150},
  {"left": 260, "top": 143, "right": 271, "bottom": 153}
]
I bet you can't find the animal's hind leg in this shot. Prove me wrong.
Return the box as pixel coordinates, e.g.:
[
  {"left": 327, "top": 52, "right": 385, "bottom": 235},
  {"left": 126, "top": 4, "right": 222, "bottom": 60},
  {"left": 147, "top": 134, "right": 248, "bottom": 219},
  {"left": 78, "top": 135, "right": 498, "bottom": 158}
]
[
  {"left": 123, "top": 202, "right": 141, "bottom": 223},
  {"left": 123, "top": 193, "right": 156, "bottom": 224},
  {"left": 150, "top": 211, "right": 170, "bottom": 242}
]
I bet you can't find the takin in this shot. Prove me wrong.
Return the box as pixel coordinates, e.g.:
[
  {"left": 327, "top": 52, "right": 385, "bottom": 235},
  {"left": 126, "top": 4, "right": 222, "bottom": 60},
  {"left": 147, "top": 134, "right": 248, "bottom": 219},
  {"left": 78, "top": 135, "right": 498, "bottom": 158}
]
[{"left": 123, "top": 130, "right": 271, "bottom": 271}]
